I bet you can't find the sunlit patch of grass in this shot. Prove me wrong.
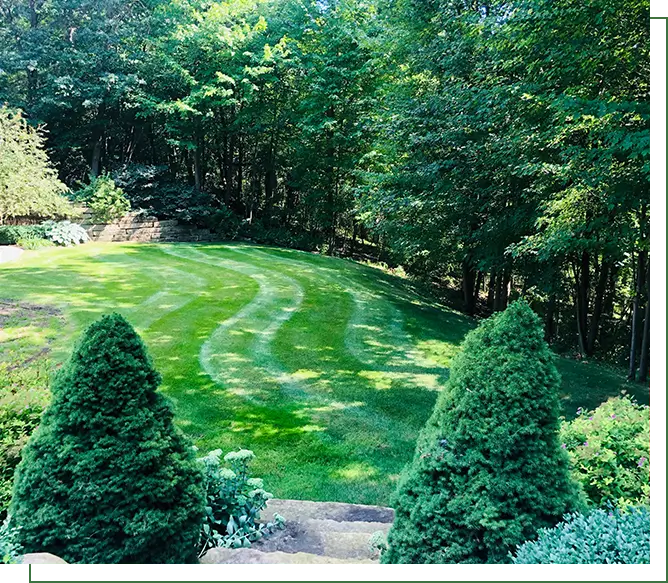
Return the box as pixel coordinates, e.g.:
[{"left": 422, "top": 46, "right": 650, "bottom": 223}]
[{"left": 0, "top": 241, "right": 649, "bottom": 506}]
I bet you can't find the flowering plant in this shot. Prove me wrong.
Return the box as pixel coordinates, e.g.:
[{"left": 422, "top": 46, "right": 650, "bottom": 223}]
[
  {"left": 561, "top": 396, "right": 649, "bottom": 507},
  {"left": 196, "top": 448, "right": 285, "bottom": 557}
]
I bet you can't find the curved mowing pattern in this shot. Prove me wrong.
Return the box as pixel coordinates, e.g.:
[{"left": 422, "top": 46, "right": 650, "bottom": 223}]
[
  {"left": 229, "top": 246, "right": 445, "bottom": 375},
  {"left": 0, "top": 242, "right": 474, "bottom": 505},
  {"left": 160, "top": 246, "right": 307, "bottom": 402}
]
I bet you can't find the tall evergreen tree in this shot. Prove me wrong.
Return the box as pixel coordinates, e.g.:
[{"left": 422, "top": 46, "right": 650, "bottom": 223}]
[
  {"left": 382, "top": 301, "right": 584, "bottom": 564},
  {"left": 11, "top": 314, "right": 204, "bottom": 564}
]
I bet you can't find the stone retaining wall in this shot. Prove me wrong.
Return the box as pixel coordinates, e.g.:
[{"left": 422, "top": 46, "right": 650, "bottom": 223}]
[{"left": 81, "top": 210, "right": 216, "bottom": 243}]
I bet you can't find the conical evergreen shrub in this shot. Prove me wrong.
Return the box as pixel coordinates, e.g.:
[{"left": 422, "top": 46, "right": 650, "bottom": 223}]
[
  {"left": 382, "top": 300, "right": 584, "bottom": 564},
  {"left": 10, "top": 314, "right": 204, "bottom": 564}
]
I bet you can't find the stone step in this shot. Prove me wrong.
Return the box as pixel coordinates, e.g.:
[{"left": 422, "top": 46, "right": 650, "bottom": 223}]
[
  {"left": 247, "top": 522, "right": 380, "bottom": 559},
  {"left": 236, "top": 499, "right": 394, "bottom": 561},
  {"left": 264, "top": 499, "right": 394, "bottom": 524},
  {"left": 302, "top": 517, "right": 390, "bottom": 534},
  {"left": 200, "top": 548, "right": 374, "bottom": 564}
]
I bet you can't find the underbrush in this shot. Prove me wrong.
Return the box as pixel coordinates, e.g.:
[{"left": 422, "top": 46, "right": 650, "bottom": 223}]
[{"left": 0, "top": 359, "right": 50, "bottom": 519}]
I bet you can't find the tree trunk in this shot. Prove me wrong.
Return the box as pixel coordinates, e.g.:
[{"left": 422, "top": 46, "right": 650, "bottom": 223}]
[
  {"left": 493, "top": 270, "right": 504, "bottom": 312},
  {"left": 224, "top": 133, "right": 233, "bottom": 205},
  {"left": 91, "top": 138, "right": 103, "bottom": 177},
  {"left": 585, "top": 258, "right": 611, "bottom": 356},
  {"left": 572, "top": 252, "right": 590, "bottom": 355},
  {"left": 487, "top": 271, "right": 496, "bottom": 311},
  {"left": 638, "top": 289, "right": 650, "bottom": 383},
  {"left": 237, "top": 136, "right": 244, "bottom": 205},
  {"left": 26, "top": 0, "right": 38, "bottom": 108},
  {"left": 351, "top": 221, "right": 358, "bottom": 257},
  {"left": 498, "top": 268, "right": 511, "bottom": 311},
  {"left": 545, "top": 294, "right": 557, "bottom": 343},
  {"left": 628, "top": 250, "right": 647, "bottom": 380},
  {"left": 193, "top": 142, "right": 202, "bottom": 192},
  {"left": 462, "top": 260, "right": 477, "bottom": 315},
  {"left": 474, "top": 271, "right": 483, "bottom": 305},
  {"left": 594, "top": 263, "right": 620, "bottom": 354}
]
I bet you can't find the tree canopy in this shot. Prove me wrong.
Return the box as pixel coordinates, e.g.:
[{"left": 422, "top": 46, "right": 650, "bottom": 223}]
[{"left": 0, "top": 0, "right": 650, "bottom": 371}]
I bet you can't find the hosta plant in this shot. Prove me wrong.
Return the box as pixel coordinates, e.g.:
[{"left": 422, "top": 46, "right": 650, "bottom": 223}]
[
  {"left": 42, "top": 220, "right": 89, "bottom": 246},
  {"left": 197, "top": 448, "right": 285, "bottom": 557}
]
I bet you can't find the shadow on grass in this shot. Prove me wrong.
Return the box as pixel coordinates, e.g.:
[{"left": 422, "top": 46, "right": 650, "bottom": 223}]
[{"left": 0, "top": 241, "right": 651, "bottom": 505}]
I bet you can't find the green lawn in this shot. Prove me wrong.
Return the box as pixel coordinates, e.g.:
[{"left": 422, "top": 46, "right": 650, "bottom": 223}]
[{"left": 0, "top": 242, "right": 648, "bottom": 506}]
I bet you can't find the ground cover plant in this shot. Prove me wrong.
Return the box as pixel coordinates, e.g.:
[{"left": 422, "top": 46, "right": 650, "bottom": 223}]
[
  {"left": 381, "top": 301, "right": 584, "bottom": 564},
  {"left": 10, "top": 313, "right": 205, "bottom": 564},
  {"left": 0, "top": 243, "right": 647, "bottom": 508}
]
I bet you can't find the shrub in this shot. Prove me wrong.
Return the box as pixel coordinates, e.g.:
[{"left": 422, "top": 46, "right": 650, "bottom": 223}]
[
  {"left": 10, "top": 314, "right": 205, "bottom": 563},
  {"left": 0, "top": 517, "right": 22, "bottom": 564},
  {"left": 16, "top": 238, "right": 54, "bottom": 250},
  {"left": 0, "top": 106, "right": 72, "bottom": 224},
  {"left": 561, "top": 396, "right": 649, "bottom": 507},
  {"left": 74, "top": 175, "right": 130, "bottom": 223},
  {"left": 0, "top": 225, "right": 47, "bottom": 245},
  {"left": 42, "top": 220, "right": 89, "bottom": 246},
  {"left": 197, "top": 448, "right": 285, "bottom": 557},
  {"left": 206, "top": 208, "right": 242, "bottom": 240},
  {"left": 512, "top": 507, "right": 650, "bottom": 564},
  {"left": 381, "top": 300, "right": 584, "bottom": 564},
  {"left": 113, "top": 164, "right": 214, "bottom": 225},
  {"left": 240, "top": 220, "right": 321, "bottom": 251},
  {"left": 0, "top": 361, "right": 49, "bottom": 520}
]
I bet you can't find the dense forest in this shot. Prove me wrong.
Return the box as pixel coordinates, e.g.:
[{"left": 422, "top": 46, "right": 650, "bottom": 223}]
[{"left": 0, "top": 0, "right": 649, "bottom": 376}]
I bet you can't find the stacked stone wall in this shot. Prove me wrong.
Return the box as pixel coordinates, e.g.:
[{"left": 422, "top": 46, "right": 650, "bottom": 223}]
[{"left": 81, "top": 210, "right": 215, "bottom": 243}]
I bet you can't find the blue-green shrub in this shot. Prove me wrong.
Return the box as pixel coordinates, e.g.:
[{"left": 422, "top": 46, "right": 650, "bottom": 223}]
[{"left": 512, "top": 507, "right": 650, "bottom": 564}]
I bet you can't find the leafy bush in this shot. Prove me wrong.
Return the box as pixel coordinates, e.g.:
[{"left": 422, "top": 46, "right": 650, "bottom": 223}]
[
  {"left": 113, "top": 164, "right": 215, "bottom": 225},
  {"left": 16, "top": 238, "right": 54, "bottom": 250},
  {"left": 206, "top": 208, "right": 242, "bottom": 240},
  {"left": 1, "top": 517, "right": 22, "bottom": 564},
  {"left": 512, "top": 507, "right": 650, "bottom": 564},
  {"left": 0, "top": 225, "right": 47, "bottom": 245},
  {"left": 42, "top": 220, "right": 89, "bottom": 246},
  {"left": 197, "top": 448, "right": 285, "bottom": 557},
  {"left": 74, "top": 175, "right": 130, "bottom": 223},
  {"left": 0, "top": 106, "right": 72, "bottom": 224},
  {"left": 561, "top": 396, "right": 649, "bottom": 507},
  {"left": 0, "top": 362, "right": 49, "bottom": 520},
  {"left": 382, "top": 301, "right": 584, "bottom": 564},
  {"left": 240, "top": 221, "right": 321, "bottom": 251},
  {"left": 10, "top": 314, "right": 205, "bottom": 564}
]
